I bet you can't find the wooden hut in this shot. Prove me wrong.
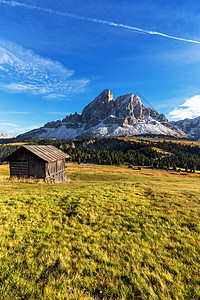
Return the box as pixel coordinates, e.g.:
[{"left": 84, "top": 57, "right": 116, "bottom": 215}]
[{"left": 2, "top": 145, "right": 70, "bottom": 183}]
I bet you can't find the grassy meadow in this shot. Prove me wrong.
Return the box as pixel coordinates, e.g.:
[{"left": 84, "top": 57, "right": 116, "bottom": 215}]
[
  {"left": 0, "top": 164, "right": 199, "bottom": 299},
  {"left": 120, "top": 137, "right": 200, "bottom": 147}
]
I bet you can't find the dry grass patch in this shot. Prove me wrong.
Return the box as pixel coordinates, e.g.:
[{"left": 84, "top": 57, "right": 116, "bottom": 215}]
[
  {"left": 67, "top": 163, "right": 200, "bottom": 178},
  {"left": 120, "top": 136, "right": 200, "bottom": 147}
]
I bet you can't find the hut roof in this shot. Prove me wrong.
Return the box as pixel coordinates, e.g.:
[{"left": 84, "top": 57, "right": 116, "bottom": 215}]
[{"left": 3, "top": 145, "right": 70, "bottom": 162}]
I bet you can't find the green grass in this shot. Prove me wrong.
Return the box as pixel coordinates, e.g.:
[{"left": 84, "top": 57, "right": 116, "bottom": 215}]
[
  {"left": 0, "top": 164, "right": 199, "bottom": 299},
  {"left": 120, "top": 136, "right": 200, "bottom": 147}
]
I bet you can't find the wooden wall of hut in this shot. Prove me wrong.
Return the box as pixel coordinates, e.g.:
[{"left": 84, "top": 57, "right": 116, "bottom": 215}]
[
  {"left": 45, "top": 159, "right": 66, "bottom": 183},
  {"left": 9, "top": 148, "right": 45, "bottom": 178}
]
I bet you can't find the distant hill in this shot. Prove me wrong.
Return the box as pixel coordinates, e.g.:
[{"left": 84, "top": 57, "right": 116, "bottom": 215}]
[{"left": 17, "top": 89, "right": 187, "bottom": 140}]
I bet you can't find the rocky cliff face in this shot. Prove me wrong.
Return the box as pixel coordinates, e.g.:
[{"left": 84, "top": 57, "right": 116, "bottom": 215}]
[
  {"left": 172, "top": 117, "right": 200, "bottom": 140},
  {"left": 17, "top": 89, "right": 187, "bottom": 140}
]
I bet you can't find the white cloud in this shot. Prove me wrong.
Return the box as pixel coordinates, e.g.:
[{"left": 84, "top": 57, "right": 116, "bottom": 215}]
[
  {"left": 168, "top": 95, "right": 200, "bottom": 120},
  {"left": 0, "top": 40, "right": 89, "bottom": 99}
]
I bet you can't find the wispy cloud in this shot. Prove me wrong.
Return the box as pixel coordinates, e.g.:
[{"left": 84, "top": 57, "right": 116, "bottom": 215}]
[
  {"left": 0, "top": 123, "right": 44, "bottom": 135},
  {"left": 168, "top": 95, "right": 200, "bottom": 120},
  {"left": 0, "top": 122, "right": 17, "bottom": 126},
  {"left": 16, "top": 124, "right": 44, "bottom": 132},
  {"left": 0, "top": 110, "right": 33, "bottom": 114},
  {"left": 0, "top": 0, "right": 200, "bottom": 45},
  {"left": 46, "top": 112, "right": 71, "bottom": 115},
  {"left": 0, "top": 39, "right": 89, "bottom": 98}
]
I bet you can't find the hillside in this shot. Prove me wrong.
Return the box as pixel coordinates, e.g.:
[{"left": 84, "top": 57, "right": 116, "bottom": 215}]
[
  {"left": 17, "top": 90, "right": 186, "bottom": 140},
  {"left": 1, "top": 138, "right": 200, "bottom": 172}
]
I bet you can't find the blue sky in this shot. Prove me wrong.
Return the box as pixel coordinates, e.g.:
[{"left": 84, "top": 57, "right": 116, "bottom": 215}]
[{"left": 0, "top": 0, "right": 200, "bottom": 135}]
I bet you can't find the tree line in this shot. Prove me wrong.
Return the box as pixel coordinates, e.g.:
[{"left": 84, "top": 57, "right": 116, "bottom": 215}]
[{"left": 0, "top": 138, "right": 199, "bottom": 172}]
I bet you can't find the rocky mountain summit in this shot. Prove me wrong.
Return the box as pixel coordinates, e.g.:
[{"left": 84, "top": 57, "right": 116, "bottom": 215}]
[
  {"left": 172, "top": 116, "right": 200, "bottom": 140},
  {"left": 17, "top": 89, "right": 187, "bottom": 140},
  {"left": 0, "top": 133, "right": 15, "bottom": 139}
]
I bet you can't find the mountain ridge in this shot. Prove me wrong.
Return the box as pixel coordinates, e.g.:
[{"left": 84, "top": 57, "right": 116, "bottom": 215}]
[
  {"left": 172, "top": 116, "right": 200, "bottom": 140},
  {"left": 17, "top": 89, "right": 187, "bottom": 140}
]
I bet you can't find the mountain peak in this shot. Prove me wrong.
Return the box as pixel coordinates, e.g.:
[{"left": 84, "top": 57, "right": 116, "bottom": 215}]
[
  {"left": 17, "top": 89, "right": 187, "bottom": 140},
  {"left": 81, "top": 89, "right": 114, "bottom": 122},
  {"left": 94, "top": 89, "right": 114, "bottom": 103},
  {"left": 100, "top": 89, "right": 113, "bottom": 100}
]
